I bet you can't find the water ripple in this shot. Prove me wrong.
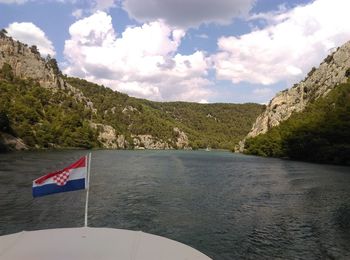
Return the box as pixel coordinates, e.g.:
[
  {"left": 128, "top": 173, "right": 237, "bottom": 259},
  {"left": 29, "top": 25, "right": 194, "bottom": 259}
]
[{"left": 1, "top": 150, "right": 350, "bottom": 259}]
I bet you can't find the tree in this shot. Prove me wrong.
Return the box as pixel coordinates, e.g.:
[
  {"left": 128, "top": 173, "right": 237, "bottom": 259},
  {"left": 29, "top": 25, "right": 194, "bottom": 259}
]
[
  {"left": 345, "top": 68, "right": 350, "bottom": 78},
  {"left": 0, "top": 63, "right": 14, "bottom": 81},
  {"left": 244, "top": 82, "right": 350, "bottom": 165},
  {"left": 46, "top": 55, "right": 61, "bottom": 75},
  {"left": 0, "top": 111, "right": 11, "bottom": 133},
  {"left": 30, "top": 45, "right": 39, "bottom": 55},
  {"left": 0, "top": 28, "right": 7, "bottom": 38}
]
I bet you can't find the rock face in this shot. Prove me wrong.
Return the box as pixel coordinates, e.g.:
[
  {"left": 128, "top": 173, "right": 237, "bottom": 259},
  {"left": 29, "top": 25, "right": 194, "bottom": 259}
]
[
  {"left": 0, "top": 34, "right": 95, "bottom": 112},
  {"left": 131, "top": 127, "right": 190, "bottom": 150},
  {"left": 122, "top": 106, "right": 139, "bottom": 114},
  {"left": 238, "top": 41, "right": 350, "bottom": 152},
  {"left": 90, "top": 123, "right": 128, "bottom": 149},
  {"left": 0, "top": 132, "right": 28, "bottom": 151},
  {"left": 132, "top": 135, "right": 171, "bottom": 150},
  {"left": 173, "top": 127, "right": 191, "bottom": 149},
  {"left": 0, "top": 34, "right": 195, "bottom": 151},
  {"left": 0, "top": 35, "right": 61, "bottom": 89},
  {"left": 91, "top": 123, "right": 191, "bottom": 150}
]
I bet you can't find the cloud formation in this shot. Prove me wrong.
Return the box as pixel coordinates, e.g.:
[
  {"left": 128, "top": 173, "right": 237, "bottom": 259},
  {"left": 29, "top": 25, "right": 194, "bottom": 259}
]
[
  {"left": 122, "top": 0, "right": 255, "bottom": 28},
  {"left": 63, "top": 11, "right": 211, "bottom": 102},
  {"left": 6, "top": 22, "right": 55, "bottom": 56},
  {"left": 214, "top": 0, "right": 350, "bottom": 85}
]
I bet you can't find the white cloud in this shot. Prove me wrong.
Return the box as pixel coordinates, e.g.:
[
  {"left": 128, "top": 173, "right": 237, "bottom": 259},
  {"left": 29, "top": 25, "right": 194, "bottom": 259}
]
[
  {"left": 63, "top": 11, "right": 212, "bottom": 102},
  {"left": 6, "top": 22, "right": 55, "bottom": 57},
  {"left": 122, "top": 0, "right": 255, "bottom": 28},
  {"left": 248, "top": 4, "right": 288, "bottom": 23},
  {"left": 214, "top": 0, "right": 350, "bottom": 85}
]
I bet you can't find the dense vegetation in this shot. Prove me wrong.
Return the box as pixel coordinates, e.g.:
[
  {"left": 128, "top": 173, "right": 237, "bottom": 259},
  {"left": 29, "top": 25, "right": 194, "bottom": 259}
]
[
  {"left": 67, "top": 77, "right": 264, "bottom": 150},
  {"left": 0, "top": 63, "right": 264, "bottom": 151},
  {"left": 0, "top": 65, "right": 99, "bottom": 152},
  {"left": 244, "top": 81, "right": 350, "bottom": 165}
]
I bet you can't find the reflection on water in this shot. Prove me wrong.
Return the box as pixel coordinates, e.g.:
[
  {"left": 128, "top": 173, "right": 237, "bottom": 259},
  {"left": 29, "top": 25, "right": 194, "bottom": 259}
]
[{"left": 0, "top": 150, "right": 350, "bottom": 259}]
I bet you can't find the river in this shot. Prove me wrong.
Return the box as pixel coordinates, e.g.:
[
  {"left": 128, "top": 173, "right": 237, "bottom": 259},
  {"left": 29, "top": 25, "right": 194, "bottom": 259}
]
[{"left": 0, "top": 150, "right": 350, "bottom": 259}]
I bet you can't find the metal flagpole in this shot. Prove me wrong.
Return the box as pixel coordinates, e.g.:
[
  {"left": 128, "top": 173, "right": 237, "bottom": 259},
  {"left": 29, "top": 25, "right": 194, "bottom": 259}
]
[{"left": 84, "top": 152, "right": 91, "bottom": 227}]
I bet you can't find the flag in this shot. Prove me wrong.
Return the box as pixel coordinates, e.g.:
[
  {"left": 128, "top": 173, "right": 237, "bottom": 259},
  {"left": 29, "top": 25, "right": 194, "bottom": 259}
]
[{"left": 32, "top": 155, "right": 88, "bottom": 197}]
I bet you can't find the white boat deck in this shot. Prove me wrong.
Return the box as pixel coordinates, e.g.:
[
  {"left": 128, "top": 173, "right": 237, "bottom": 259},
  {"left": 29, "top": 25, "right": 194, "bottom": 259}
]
[{"left": 0, "top": 227, "right": 211, "bottom": 260}]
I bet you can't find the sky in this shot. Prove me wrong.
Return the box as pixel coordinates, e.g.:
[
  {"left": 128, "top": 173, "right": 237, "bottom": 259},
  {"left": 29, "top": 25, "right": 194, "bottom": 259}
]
[{"left": 1, "top": 0, "right": 350, "bottom": 104}]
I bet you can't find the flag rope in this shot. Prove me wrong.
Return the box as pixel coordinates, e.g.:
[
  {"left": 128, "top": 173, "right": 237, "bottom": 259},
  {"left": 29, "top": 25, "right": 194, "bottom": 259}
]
[{"left": 84, "top": 153, "right": 91, "bottom": 227}]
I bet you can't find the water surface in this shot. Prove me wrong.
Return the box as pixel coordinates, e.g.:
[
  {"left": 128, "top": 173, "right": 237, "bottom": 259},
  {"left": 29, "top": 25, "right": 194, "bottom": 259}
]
[{"left": 0, "top": 150, "right": 350, "bottom": 259}]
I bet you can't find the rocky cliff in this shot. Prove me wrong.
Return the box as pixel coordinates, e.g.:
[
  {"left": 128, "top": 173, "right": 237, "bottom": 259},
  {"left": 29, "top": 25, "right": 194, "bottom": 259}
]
[
  {"left": 0, "top": 35, "right": 61, "bottom": 89},
  {"left": 0, "top": 33, "right": 263, "bottom": 151},
  {"left": 238, "top": 40, "right": 350, "bottom": 151},
  {"left": 0, "top": 34, "right": 191, "bottom": 150},
  {"left": 0, "top": 34, "right": 95, "bottom": 111},
  {"left": 90, "top": 123, "right": 128, "bottom": 149}
]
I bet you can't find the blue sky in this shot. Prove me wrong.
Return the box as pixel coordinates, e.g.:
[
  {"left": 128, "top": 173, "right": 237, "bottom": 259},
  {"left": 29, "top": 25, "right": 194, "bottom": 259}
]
[{"left": 1, "top": 0, "right": 350, "bottom": 103}]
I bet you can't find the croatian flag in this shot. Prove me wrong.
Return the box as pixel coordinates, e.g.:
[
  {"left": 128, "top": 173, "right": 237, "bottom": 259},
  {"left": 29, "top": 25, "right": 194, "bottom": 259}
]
[{"left": 32, "top": 156, "right": 88, "bottom": 197}]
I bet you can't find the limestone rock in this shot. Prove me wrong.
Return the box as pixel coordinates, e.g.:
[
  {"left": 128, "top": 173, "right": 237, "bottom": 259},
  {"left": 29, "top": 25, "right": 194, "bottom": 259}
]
[
  {"left": 238, "top": 40, "right": 350, "bottom": 152},
  {"left": 0, "top": 34, "right": 96, "bottom": 113},
  {"left": 0, "top": 37, "right": 57, "bottom": 88},
  {"left": 130, "top": 127, "right": 191, "bottom": 150},
  {"left": 90, "top": 123, "right": 126, "bottom": 149},
  {"left": 0, "top": 132, "right": 28, "bottom": 151},
  {"left": 132, "top": 134, "right": 171, "bottom": 150},
  {"left": 122, "top": 106, "right": 139, "bottom": 114},
  {"left": 116, "top": 135, "right": 127, "bottom": 148},
  {"left": 173, "top": 127, "right": 191, "bottom": 150}
]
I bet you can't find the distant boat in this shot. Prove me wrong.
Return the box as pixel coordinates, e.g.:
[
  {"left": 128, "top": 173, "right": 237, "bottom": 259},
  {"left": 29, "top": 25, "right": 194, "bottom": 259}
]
[{"left": 205, "top": 147, "right": 211, "bottom": 151}]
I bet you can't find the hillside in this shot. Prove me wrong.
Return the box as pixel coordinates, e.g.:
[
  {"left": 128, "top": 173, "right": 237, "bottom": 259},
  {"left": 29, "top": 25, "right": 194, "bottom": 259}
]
[
  {"left": 240, "top": 40, "right": 350, "bottom": 165},
  {"left": 0, "top": 33, "right": 264, "bottom": 152},
  {"left": 244, "top": 81, "right": 350, "bottom": 165},
  {"left": 240, "top": 41, "right": 350, "bottom": 144}
]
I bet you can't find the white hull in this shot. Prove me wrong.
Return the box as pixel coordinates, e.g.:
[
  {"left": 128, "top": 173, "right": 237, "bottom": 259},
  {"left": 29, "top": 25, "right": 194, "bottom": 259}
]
[{"left": 0, "top": 227, "right": 211, "bottom": 260}]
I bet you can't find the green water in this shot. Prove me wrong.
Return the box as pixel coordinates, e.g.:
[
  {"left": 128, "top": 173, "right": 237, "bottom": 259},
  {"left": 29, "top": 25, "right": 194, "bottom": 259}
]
[{"left": 1, "top": 150, "right": 350, "bottom": 259}]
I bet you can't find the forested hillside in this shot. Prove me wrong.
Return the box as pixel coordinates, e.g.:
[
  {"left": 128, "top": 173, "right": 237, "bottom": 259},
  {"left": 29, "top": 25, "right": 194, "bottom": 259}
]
[
  {"left": 0, "top": 65, "right": 99, "bottom": 151},
  {"left": 0, "top": 58, "right": 264, "bottom": 152},
  {"left": 244, "top": 81, "right": 350, "bottom": 165},
  {"left": 67, "top": 77, "right": 264, "bottom": 150}
]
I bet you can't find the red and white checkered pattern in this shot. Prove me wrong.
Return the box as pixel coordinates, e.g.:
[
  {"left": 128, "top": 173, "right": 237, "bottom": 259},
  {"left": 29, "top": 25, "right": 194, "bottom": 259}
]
[{"left": 53, "top": 171, "right": 70, "bottom": 186}]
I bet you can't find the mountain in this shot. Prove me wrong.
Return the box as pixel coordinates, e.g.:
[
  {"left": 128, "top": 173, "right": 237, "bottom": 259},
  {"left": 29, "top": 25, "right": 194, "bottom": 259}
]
[
  {"left": 239, "top": 40, "right": 350, "bottom": 165},
  {"left": 0, "top": 32, "right": 264, "bottom": 152}
]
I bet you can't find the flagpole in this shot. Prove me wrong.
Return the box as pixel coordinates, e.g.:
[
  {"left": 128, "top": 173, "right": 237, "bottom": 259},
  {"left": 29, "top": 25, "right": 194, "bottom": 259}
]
[{"left": 84, "top": 152, "right": 91, "bottom": 227}]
